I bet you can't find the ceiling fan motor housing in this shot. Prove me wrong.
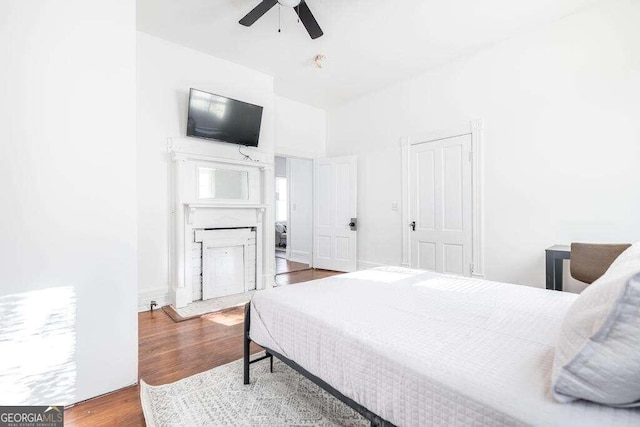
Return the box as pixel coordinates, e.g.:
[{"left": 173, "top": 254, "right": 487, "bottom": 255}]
[{"left": 278, "top": 0, "right": 302, "bottom": 7}]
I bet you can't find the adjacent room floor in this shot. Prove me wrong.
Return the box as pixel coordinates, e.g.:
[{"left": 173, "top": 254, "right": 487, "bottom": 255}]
[
  {"left": 65, "top": 269, "right": 341, "bottom": 426},
  {"left": 275, "top": 256, "right": 311, "bottom": 275}
]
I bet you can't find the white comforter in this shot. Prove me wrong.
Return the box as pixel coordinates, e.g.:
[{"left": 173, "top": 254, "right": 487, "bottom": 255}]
[{"left": 249, "top": 267, "right": 640, "bottom": 426}]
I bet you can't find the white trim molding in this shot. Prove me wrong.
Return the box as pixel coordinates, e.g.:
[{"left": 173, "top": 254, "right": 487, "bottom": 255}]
[
  {"left": 356, "top": 260, "right": 387, "bottom": 271},
  {"left": 289, "top": 250, "right": 311, "bottom": 265},
  {"left": 400, "top": 119, "right": 485, "bottom": 278},
  {"left": 400, "top": 137, "right": 411, "bottom": 268}
]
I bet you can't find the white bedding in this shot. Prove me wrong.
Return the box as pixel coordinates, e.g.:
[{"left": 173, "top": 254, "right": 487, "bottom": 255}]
[{"left": 249, "top": 267, "right": 640, "bottom": 426}]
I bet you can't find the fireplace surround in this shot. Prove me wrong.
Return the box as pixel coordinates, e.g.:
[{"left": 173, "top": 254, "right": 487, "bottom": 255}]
[{"left": 170, "top": 149, "right": 274, "bottom": 308}]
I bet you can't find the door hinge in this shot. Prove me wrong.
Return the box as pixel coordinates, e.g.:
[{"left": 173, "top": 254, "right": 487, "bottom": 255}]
[
  {"left": 468, "top": 151, "right": 473, "bottom": 162},
  {"left": 470, "top": 263, "right": 475, "bottom": 274}
]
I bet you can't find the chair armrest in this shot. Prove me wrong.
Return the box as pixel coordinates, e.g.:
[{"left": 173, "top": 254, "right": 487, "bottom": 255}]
[{"left": 570, "top": 243, "right": 631, "bottom": 284}]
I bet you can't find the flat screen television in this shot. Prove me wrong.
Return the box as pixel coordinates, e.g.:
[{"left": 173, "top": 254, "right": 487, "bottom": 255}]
[{"left": 186, "top": 88, "right": 263, "bottom": 147}]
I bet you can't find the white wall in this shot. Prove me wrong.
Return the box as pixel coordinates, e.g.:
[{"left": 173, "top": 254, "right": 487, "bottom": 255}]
[
  {"left": 327, "top": 0, "right": 640, "bottom": 288},
  {"left": 274, "top": 156, "right": 287, "bottom": 178},
  {"left": 137, "top": 32, "right": 276, "bottom": 308},
  {"left": 0, "top": 0, "right": 137, "bottom": 405},
  {"left": 288, "top": 158, "right": 313, "bottom": 264},
  {"left": 275, "top": 96, "right": 327, "bottom": 158}
]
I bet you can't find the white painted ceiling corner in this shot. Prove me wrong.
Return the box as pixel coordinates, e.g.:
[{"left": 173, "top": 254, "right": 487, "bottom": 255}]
[{"left": 137, "top": 0, "right": 603, "bottom": 109}]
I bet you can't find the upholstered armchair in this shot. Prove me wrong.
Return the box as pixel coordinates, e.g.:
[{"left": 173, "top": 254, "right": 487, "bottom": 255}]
[{"left": 570, "top": 243, "right": 631, "bottom": 284}]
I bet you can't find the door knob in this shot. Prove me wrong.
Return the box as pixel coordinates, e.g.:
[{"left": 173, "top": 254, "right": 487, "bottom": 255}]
[
  {"left": 349, "top": 218, "right": 357, "bottom": 231},
  {"left": 410, "top": 221, "right": 416, "bottom": 231}
]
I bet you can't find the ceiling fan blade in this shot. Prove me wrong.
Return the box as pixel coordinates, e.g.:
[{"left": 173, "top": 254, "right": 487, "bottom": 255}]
[
  {"left": 296, "top": 1, "right": 323, "bottom": 39},
  {"left": 239, "top": 0, "right": 278, "bottom": 27}
]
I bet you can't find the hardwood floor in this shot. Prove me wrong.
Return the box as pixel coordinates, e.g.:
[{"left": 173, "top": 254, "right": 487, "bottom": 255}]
[
  {"left": 65, "top": 268, "right": 342, "bottom": 426},
  {"left": 275, "top": 268, "right": 338, "bottom": 286},
  {"left": 275, "top": 256, "right": 311, "bottom": 274}
]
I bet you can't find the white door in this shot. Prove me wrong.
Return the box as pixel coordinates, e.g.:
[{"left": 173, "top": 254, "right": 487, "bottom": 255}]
[
  {"left": 313, "top": 156, "right": 357, "bottom": 272},
  {"left": 410, "top": 134, "right": 472, "bottom": 275}
]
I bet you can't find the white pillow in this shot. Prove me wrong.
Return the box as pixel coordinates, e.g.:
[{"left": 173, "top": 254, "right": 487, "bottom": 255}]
[{"left": 552, "top": 242, "right": 640, "bottom": 407}]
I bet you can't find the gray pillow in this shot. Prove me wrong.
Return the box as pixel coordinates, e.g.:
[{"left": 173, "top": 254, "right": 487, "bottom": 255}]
[{"left": 552, "top": 242, "right": 640, "bottom": 407}]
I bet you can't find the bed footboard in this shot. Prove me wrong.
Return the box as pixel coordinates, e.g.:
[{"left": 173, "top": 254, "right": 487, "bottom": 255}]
[
  {"left": 242, "top": 302, "right": 394, "bottom": 426},
  {"left": 244, "top": 302, "right": 272, "bottom": 385},
  {"left": 243, "top": 302, "right": 250, "bottom": 384}
]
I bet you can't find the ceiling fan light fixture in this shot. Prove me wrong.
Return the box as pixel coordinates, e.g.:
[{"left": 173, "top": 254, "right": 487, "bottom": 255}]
[
  {"left": 277, "top": 0, "right": 301, "bottom": 7},
  {"left": 313, "top": 54, "right": 326, "bottom": 69}
]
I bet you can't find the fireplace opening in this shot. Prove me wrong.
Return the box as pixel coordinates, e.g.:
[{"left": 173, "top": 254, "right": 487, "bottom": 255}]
[{"left": 192, "top": 227, "right": 257, "bottom": 302}]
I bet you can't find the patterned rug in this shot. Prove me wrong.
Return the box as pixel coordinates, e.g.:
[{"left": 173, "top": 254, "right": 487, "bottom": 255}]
[{"left": 140, "top": 356, "right": 367, "bottom": 426}]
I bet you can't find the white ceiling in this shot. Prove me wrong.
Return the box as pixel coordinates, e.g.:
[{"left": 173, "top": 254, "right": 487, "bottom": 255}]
[{"left": 137, "top": 0, "right": 599, "bottom": 108}]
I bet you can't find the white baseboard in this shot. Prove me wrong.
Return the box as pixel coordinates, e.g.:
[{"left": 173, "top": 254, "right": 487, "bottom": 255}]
[
  {"left": 138, "top": 287, "right": 171, "bottom": 312},
  {"left": 289, "top": 250, "right": 311, "bottom": 265},
  {"left": 356, "top": 260, "right": 387, "bottom": 271}
]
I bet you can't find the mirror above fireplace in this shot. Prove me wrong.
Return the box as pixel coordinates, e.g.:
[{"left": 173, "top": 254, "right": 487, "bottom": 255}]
[{"left": 197, "top": 167, "right": 249, "bottom": 200}]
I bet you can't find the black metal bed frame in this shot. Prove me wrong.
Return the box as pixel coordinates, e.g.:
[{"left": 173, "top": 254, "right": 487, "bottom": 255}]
[{"left": 243, "top": 303, "right": 394, "bottom": 427}]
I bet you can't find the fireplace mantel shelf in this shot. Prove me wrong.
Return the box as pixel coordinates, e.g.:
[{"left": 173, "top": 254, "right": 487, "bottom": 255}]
[
  {"left": 170, "top": 150, "right": 273, "bottom": 171},
  {"left": 184, "top": 203, "right": 268, "bottom": 226},
  {"left": 185, "top": 203, "right": 268, "bottom": 210}
]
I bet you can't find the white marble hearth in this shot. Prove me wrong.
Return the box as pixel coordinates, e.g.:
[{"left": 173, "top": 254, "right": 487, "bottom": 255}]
[{"left": 172, "top": 291, "right": 255, "bottom": 319}]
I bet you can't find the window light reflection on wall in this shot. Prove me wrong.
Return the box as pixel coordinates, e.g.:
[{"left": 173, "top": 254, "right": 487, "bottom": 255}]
[{"left": 0, "top": 286, "right": 77, "bottom": 405}]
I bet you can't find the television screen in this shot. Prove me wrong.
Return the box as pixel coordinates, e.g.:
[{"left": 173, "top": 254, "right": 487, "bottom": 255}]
[{"left": 186, "top": 88, "right": 263, "bottom": 147}]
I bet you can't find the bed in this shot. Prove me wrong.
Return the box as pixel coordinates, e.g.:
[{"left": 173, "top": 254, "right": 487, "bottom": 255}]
[{"left": 243, "top": 267, "right": 640, "bottom": 426}]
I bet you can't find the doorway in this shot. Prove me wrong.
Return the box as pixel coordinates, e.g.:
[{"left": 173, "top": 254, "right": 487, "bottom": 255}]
[{"left": 274, "top": 155, "right": 313, "bottom": 275}]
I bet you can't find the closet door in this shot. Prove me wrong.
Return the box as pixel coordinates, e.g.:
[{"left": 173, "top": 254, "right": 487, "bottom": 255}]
[{"left": 410, "top": 135, "right": 472, "bottom": 275}]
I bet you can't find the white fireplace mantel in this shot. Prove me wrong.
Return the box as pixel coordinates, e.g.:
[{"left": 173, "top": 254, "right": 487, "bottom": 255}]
[
  {"left": 184, "top": 203, "right": 267, "bottom": 225},
  {"left": 170, "top": 150, "right": 274, "bottom": 308}
]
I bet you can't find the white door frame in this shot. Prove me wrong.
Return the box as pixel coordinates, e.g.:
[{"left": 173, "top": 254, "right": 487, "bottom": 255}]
[
  {"left": 274, "top": 152, "right": 316, "bottom": 266},
  {"left": 401, "top": 119, "right": 484, "bottom": 278}
]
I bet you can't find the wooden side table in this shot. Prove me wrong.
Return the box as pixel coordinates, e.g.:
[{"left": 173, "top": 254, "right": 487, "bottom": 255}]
[{"left": 545, "top": 245, "right": 571, "bottom": 291}]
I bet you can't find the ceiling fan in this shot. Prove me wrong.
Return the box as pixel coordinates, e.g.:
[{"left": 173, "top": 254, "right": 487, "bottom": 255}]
[{"left": 239, "top": 0, "right": 324, "bottom": 40}]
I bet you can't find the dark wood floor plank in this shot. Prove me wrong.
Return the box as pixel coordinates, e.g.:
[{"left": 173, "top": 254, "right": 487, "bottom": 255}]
[{"left": 65, "top": 269, "right": 342, "bottom": 426}]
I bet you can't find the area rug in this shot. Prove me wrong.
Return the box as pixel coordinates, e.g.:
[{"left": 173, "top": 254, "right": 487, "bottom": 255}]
[
  {"left": 162, "top": 291, "right": 254, "bottom": 322},
  {"left": 140, "top": 357, "right": 367, "bottom": 426}
]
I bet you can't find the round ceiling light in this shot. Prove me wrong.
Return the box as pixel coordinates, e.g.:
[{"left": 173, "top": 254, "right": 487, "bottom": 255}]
[{"left": 277, "top": 0, "right": 301, "bottom": 7}]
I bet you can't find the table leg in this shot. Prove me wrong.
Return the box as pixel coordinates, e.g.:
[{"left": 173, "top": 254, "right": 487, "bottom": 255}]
[
  {"left": 554, "top": 258, "right": 564, "bottom": 292},
  {"left": 545, "top": 251, "right": 554, "bottom": 290}
]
